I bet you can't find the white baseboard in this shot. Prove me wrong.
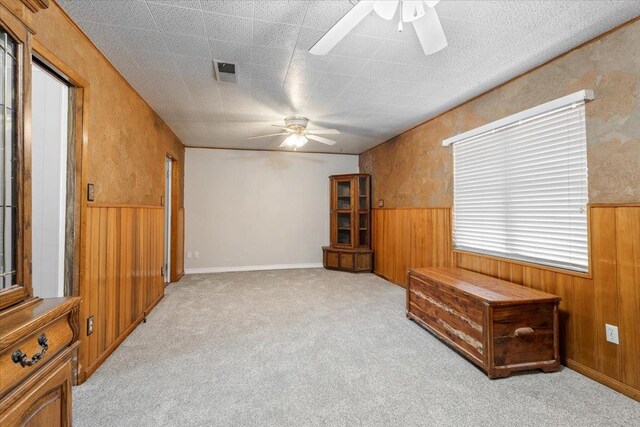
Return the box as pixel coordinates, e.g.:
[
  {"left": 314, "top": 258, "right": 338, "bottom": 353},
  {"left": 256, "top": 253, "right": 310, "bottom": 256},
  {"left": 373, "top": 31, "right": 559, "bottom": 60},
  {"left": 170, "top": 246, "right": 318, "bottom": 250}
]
[{"left": 185, "top": 263, "right": 323, "bottom": 274}]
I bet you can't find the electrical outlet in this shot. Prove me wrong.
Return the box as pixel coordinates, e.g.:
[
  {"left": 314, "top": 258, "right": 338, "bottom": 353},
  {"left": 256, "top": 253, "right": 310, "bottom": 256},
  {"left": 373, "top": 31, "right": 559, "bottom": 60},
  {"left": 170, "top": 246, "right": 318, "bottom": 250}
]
[
  {"left": 605, "top": 324, "right": 619, "bottom": 344},
  {"left": 194, "top": 251, "right": 199, "bottom": 259},
  {"left": 378, "top": 199, "right": 384, "bottom": 207},
  {"left": 187, "top": 252, "right": 192, "bottom": 259},
  {"left": 87, "top": 316, "right": 94, "bottom": 336}
]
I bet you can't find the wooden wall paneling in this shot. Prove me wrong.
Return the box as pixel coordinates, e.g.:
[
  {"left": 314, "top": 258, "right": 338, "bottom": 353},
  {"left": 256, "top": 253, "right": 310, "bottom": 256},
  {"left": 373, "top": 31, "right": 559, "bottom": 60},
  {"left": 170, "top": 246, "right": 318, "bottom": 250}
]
[
  {"left": 79, "top": 206, "right": 164, "bottom": 381},
  {"left": 118, "top": 208, "right": 131, "bottom": 335},
  {"left": 554, "top": 273, "right": 575, "bottom": 362},
  {"left": 615, "top": 207, "right": 640, "bottom": 390},
  {"left": 373, "top": 209, "right": 452, "bottom": 287},
  {"left": 98, "top": 207, "right": 107, "bottom": 359},
  {"left": 590, "top": 207, "right": 620, "bottom": 380},
  {"left": 86, "top": 207, "right": 99, "bottom": 368},
  {"left": 571, "top": 275, "right": 597, "bottom": 369}
]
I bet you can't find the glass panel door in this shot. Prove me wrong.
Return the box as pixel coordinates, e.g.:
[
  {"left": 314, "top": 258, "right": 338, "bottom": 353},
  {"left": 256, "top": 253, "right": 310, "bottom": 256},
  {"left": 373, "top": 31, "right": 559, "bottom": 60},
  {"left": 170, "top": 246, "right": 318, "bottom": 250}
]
[
  {"left": 337, "top": 212, "right": 351, "bottom": 245},
  {"left": 359, "top": 176, "right": 368, "bottom": 210},
  {"left": 358, "top": 213, "right": 368, "bottom": 247},
  {"left": 335, "top": 178, "right": 352, "bottom": 246},
  {"left": 336, "top": 180, "right": 351, "bottom": 209}
]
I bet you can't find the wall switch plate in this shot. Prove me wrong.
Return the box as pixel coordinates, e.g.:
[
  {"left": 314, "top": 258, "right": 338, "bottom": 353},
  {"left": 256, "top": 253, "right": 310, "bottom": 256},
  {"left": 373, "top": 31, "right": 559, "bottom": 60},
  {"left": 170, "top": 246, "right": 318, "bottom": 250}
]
[
  {"left": 605, "top": 324, "right": 619, "bottom": 344},
  {"left": 87, "top": 183, "right": 95, "bottom": 202},
  {"left": 187, "top": 252, "right": 192, "bottom": 259},
  {"left": 87, "top": 316, "right": 94, "bottom": 336},
  {"left": 378, "top": 199, "right": 384, "bottom": 207},
  {"left": 194, "top": 251, "right": 199, "bottom": 259}
]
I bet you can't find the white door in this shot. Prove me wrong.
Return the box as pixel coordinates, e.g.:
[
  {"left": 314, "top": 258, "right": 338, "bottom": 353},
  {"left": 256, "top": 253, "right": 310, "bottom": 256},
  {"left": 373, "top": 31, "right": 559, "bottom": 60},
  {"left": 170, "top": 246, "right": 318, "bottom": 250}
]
[
  {"left": 31, "top": 63, "right": 69, "bottom": 298},
  {"left": 164, "top": 157, "right": 172, "bottom": 283}
]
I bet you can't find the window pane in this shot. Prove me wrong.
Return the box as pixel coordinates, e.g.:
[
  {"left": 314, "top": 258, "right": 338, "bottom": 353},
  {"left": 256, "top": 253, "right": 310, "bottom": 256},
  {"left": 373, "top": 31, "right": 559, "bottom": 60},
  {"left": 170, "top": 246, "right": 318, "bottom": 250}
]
[{"left": 1, "top": 27, "right": 16, "bottom": 289}]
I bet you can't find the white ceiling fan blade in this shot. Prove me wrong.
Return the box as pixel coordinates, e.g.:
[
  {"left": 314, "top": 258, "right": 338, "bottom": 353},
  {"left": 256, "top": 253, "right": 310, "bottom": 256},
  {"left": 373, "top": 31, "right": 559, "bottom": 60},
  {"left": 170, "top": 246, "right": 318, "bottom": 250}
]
[
  {"left": 305, "top": 129, "right": 341, "bottom": 135},
  {"left": 402, "top": 1, "right": 425, "bottom": 23},
  {"left": 248, "top": 132, "right": 289, "bottom": 140},
  {"left": 307, "top": 135, "right": 336, "bottom": 146},
  {"left": 279, "top": 140, "right": 289, "bottom": 148},
  {"left": 424, "top": 1, "right": 440, "bottom": 8},
  {"left": 373, "top": 0, "right": 399, "bottom": 20},
  {"left": 309, "top": 1, "right": 374, "bottom": 55},
  {"left": 413, "top": 7, "right": 447, "bottom": 55}
]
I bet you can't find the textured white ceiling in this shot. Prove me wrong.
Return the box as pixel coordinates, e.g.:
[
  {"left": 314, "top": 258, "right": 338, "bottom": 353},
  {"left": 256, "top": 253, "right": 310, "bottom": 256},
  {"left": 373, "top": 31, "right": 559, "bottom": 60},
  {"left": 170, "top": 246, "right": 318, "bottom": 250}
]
[{"left": 59, "top": 0, "right": 640, "bottom": 154}]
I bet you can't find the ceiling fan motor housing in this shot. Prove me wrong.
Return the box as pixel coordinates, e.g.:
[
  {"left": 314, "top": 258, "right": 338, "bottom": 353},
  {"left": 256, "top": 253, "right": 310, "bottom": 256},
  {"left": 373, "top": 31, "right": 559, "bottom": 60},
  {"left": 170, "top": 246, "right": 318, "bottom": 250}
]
[{"left": 284, "top": 116, "right": 309, "bottom": 132}]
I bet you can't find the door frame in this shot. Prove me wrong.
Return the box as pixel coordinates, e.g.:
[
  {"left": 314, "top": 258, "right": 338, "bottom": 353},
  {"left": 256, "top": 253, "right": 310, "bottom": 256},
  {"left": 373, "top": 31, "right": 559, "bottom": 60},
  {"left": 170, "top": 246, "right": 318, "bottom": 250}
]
[
  {"left": 165, "top": 152, "right": 182, "bottom": 283},
  {"left": 31, "top": 40, "right": 87, "bottom": 300}
]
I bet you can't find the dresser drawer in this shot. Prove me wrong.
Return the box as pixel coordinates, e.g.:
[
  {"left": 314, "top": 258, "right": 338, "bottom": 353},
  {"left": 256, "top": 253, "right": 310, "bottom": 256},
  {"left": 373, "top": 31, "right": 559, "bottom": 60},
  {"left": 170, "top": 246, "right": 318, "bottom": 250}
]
[{"left": 0, "top": 315, "right": 74, "bottom": 395}]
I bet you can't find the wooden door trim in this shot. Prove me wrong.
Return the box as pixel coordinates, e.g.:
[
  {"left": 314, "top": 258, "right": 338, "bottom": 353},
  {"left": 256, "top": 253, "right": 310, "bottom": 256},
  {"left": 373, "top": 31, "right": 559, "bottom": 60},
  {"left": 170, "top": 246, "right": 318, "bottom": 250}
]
[{"left": 31, "top": 39, "right": 88, "bottom": 300}]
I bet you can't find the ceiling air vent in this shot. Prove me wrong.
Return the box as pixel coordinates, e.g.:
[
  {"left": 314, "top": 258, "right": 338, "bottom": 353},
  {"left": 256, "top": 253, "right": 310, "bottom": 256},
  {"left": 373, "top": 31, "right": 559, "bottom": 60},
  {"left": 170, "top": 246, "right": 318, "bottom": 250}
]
[{"left": 213, "top": 61, "right": 237, "bottom": 83}]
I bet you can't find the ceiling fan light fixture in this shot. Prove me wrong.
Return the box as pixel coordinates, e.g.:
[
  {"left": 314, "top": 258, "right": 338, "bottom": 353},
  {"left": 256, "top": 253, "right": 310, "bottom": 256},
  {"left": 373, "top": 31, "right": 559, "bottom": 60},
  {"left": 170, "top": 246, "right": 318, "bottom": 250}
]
[{"left": 283, "top": 133, "right": 308, "bottom": 149}]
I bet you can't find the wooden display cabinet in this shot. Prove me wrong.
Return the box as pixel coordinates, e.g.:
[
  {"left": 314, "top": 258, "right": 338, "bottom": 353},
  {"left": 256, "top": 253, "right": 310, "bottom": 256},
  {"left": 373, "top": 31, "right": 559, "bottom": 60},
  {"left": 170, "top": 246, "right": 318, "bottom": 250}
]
[{"left": 323, "top": 174, "right": 373, "bottom": 272}]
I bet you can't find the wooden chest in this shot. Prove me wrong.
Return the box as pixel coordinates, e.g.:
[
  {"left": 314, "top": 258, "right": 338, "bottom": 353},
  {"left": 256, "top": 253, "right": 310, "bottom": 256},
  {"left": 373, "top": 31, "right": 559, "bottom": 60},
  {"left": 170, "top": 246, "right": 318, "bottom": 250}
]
[{"left": 407, "top": 267, "right": 561, "bottom": 378}]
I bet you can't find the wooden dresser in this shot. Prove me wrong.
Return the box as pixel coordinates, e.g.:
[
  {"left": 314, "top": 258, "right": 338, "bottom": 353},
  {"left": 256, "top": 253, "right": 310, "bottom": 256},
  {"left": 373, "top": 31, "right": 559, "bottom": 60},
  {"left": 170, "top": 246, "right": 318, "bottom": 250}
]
[
  {"left": 0, "top": 297, "right": 80, "bottom": 426},
  {"left": 407, "top": 267, "right": 561, "bottom": 378}
]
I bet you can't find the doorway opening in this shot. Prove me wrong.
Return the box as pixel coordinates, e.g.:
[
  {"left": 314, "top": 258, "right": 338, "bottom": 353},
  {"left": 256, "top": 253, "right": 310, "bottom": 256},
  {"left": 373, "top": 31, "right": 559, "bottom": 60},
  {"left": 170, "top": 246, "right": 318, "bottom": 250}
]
[
  {"left": 31, "top": 59, "right": 73, "bottom": 298},
  {"left": 164, "top": 156, "right": 173, "bottom": 284}
]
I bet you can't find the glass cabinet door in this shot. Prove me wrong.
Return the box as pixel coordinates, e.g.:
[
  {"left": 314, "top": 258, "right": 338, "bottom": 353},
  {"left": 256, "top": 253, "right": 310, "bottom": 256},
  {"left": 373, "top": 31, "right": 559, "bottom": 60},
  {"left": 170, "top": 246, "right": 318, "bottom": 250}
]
[
  {"left": 357, "top": 176, "right": 369, "bottom": 247},
  {"left": 334, "top": 178, "right": 353, "bottom": 247},
  {"left": 358, "top": 213, "right": 369, "bottom": 247}
]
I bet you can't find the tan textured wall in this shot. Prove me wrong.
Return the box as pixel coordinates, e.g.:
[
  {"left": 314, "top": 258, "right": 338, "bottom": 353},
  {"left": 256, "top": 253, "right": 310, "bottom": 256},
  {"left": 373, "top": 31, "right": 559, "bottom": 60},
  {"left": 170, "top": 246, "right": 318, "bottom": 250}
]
[
  {"left": 31, "top": 2, "right": 185, "bottom": 206},
  {"left": 360, "top": 19, "right": 640, "bottom": 207}
]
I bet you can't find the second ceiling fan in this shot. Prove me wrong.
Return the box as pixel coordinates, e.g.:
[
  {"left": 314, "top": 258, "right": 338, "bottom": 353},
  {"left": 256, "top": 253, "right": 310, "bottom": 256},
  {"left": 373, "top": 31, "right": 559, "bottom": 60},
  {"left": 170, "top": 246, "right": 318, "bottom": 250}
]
[{"left": 310, "top": 0, "right": 447, "bottom": 56}]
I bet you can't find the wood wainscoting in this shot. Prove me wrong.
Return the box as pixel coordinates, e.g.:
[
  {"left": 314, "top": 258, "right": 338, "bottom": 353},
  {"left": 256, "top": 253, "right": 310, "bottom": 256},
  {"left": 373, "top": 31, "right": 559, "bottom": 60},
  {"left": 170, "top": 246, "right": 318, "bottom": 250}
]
[
  {"left": 78, "top": 205, "right": 165, "bottom": 382},
  {"left": 371, "top": 205, "right": 640, "bottom": 400},
  {"left": 372, "top": 208, "right": 454, "bottom": 285}
]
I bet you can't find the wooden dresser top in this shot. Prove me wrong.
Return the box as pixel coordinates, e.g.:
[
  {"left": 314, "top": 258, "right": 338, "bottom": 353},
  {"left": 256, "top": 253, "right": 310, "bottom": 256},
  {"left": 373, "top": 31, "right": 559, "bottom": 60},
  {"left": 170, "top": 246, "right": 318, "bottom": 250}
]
[
  {"left": 0, "top": 297, "right": 80, "bottom": 351},
  {"left": 409, "top": 267, "right": 561, "bottom": 306}
]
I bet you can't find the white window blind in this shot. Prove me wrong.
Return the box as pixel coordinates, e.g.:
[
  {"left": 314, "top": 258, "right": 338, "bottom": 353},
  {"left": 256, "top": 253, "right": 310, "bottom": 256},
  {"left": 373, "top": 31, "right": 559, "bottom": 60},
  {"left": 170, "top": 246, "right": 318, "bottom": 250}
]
[{"left": 451, "top": 95, "right": 589, "bottom": 273}]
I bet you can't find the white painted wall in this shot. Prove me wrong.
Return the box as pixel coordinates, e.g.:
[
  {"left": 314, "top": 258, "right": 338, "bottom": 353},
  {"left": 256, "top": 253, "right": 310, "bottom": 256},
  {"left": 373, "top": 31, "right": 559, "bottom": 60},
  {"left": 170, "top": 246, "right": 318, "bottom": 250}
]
[
  {"left": 185, "top": 148, "right": 359, "bottom": 273},
  {"left": 31, "top": 63, "right": 69, "bottom": 298}
]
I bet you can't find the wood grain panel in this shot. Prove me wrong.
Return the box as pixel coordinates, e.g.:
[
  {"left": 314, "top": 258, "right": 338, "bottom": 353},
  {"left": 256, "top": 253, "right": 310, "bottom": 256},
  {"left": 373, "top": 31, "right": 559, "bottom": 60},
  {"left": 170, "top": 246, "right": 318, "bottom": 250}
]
[
  {"left": 78, "top": 206, "right": 164, "bottom": 381},
  {"left": 615, "top": 207, "right": 640, "bottom": 390},
  {"left": 372, "top": 205, "right": 640, "bottom": 400},
  {"left": 372, "top": 208, "right": 452, "bottom": 285}
]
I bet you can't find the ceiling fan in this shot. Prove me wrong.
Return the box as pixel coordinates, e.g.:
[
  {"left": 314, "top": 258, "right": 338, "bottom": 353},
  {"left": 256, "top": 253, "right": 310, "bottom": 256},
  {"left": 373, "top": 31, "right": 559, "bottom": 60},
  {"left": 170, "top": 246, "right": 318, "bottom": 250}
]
[
  {"left": 310, "top": 0, "right": 447, "bottom": 56},
  {"left": 248, "top": 116, "right": 341, "bottom": 149}
]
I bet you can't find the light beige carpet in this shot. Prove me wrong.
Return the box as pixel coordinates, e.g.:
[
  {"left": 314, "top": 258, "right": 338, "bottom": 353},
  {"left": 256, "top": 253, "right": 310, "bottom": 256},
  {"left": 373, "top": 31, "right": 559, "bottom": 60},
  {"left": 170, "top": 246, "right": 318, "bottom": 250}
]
[{"left": 73, "top": 269, "right": 639, "bottom": 426}]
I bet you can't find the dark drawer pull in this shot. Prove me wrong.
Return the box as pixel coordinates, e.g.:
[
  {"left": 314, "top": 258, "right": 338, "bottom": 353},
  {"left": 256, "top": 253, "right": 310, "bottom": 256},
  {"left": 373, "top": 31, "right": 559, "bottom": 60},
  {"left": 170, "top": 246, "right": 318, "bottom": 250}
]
[
  {"left": 514, "top": 327, "right": 535, "bottom": 337},
  {"left": 11, "top": 334, "right": 48, "bottom": 368}
]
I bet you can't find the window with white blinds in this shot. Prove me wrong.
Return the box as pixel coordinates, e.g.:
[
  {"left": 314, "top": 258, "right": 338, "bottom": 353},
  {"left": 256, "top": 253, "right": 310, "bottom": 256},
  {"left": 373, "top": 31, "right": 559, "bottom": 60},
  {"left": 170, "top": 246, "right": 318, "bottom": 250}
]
[{"left": 451, "top": 93, "right": 590, "bottom": 273}]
